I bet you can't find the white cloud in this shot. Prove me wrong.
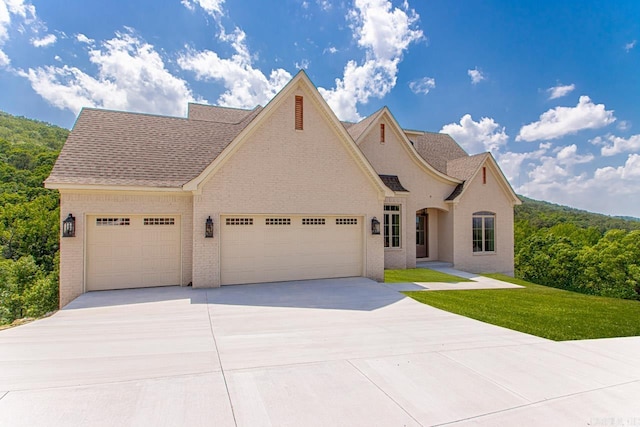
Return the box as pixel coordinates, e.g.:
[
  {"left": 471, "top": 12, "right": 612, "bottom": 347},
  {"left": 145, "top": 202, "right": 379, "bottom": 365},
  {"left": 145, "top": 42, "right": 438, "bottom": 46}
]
[
  {"left": 516, "top": 96, "right": 616, "bottom": 142},
  {"left": 30, "top": 32, "right": 56, "bottom": 47},
  {"left": 409, "top": 76, "right": 435, "bottom": 95},
  {"left": 316, "top": 0, "right": 331, "bottom": 11},
  {"left": 318, "top": 0, "right": 423, "bottom": 121},
  {"left": 0, "top": 0, "right": 36, "bottom": 66},
  {"left": 323, "top": 46, "right": 337, "bottom": 54},
  {"left": 591, "top": 134, "right": 640, "bottom": 156},
  {"left": 20, "top": 31, "right": 197, "bottom": 116},
  {"left": 76, "top": 33, "right": 94, "bottom": 44},
  {"left": 440, "top": 114, "right": 508, "bottom": 154},
  {"left": 617, "top": 120, "right": 631, "bottom": 131},
  {"left": 178, "top": 26, "right": 291, "bottom": 109},
  {"left": 182, "top": 0, "right": 225, "bottom": 17},
  {"left": 295, "top": 58, "right": 310, "bottom": 69},
  {"left": 625, "top": 40, "right": 636, "bottom": 52},
  {"left": 467, "top": 67, "right": 485, "bottom": 84},
  {"left": 0, "top": 48, "right": 8, "bottom": 67},
  {"left": 595, "top": 154, "right": 640, "bottom": 182},
  {"left": 495, "top": 143, "right": 549, "bottom": 184},
  {"left": 546, "top": 83, "right": 574, "bottom": 100}
]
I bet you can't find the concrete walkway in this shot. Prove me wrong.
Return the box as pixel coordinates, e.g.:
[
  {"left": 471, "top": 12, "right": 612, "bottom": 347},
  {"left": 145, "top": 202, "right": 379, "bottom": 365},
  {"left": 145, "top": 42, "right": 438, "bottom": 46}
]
[{"left": 0, "top": 278, "right": 639, "bottom": 426}]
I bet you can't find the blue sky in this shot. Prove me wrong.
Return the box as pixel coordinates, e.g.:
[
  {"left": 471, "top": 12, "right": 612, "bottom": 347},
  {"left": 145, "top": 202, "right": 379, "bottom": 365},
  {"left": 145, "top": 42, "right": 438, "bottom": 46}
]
[{"left": 1, "top": 0, "right": 639, "bottom": 217}]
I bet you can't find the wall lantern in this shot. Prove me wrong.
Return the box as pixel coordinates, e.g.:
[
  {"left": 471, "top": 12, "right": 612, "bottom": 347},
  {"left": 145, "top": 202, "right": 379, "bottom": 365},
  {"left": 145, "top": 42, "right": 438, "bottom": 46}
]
[
  {"left": 62, "top": 213, "right": 76, "bottom": 238},
  {"left": 205, "top": 216, "right": 214, "bottom": 238},
  {"left": 371, "top": 217, "right": 381, "bottom": 235}
]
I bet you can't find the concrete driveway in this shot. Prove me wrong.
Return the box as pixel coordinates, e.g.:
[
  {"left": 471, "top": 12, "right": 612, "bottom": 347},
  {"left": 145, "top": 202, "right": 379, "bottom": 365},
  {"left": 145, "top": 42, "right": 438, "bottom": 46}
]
[{"left": 1, "top": 278, "right": 639, "bottom": 426}]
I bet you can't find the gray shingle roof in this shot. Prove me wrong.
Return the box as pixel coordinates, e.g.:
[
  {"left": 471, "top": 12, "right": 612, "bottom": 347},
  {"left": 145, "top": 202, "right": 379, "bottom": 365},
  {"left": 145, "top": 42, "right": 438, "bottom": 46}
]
[
  {"left": 410, "top": 131, "right": 469, "bottom": 175},
  {"left": 379, "top": 175, "right": 409, "bottom": 192},
  {"left": 344, "top": 108, "right": 384, "bottom": 141},
  {"left": 446, "top": 153, "right": 489, "bottom": 181},
  {"left": 46, "top": 106, "right": 261, "bottom": 188}
]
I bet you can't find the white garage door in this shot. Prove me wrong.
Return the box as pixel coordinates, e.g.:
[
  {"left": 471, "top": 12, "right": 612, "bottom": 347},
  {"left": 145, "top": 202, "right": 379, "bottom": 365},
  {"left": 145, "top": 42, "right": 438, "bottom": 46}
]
[
  {"left": 221, "top": 215, "right": 363, "bottom": 285},
  {"left": 86, "top": 215, "right": 181, "bottom": 291}
]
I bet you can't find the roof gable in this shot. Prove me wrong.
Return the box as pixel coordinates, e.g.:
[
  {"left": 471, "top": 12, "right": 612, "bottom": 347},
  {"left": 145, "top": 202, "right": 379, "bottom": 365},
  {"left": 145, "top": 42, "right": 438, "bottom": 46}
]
[
  {"left": 349, "top": 107, "right": 461, "bottom": 185},
  {"left": 183, "top": 70, "right": 393, "bottom": 198}
]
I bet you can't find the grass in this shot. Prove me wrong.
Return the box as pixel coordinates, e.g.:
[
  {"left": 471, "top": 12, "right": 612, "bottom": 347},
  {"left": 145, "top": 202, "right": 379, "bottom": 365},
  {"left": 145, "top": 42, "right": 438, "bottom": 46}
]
[
  {"left": 403, "top": 273, "right": 640, "bottom": 341},
  {"left": 384, "top": 268, "right": 472, "bottom": 283}
]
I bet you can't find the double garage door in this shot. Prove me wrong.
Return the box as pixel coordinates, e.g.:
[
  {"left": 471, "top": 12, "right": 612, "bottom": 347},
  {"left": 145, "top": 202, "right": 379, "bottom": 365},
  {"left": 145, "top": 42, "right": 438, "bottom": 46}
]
[
  {"left": 220, "top": 215, "right": 364, "bottom": 285},
  {"left": 86, "top": 215, "right": 181, "bottom": 291},
  {"left": 86, "top": 213, "right": 363, "bottom": 291}
]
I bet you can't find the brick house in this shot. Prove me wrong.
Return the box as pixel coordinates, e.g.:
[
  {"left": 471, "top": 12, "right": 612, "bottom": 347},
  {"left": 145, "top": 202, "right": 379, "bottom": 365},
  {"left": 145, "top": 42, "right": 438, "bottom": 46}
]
[{"left": 46, "top": 71, "right": 521, "bottom": 307}]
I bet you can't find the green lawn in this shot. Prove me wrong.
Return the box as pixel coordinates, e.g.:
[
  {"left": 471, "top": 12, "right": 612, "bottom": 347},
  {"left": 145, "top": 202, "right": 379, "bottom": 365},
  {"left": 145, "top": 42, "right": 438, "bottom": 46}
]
[
  {"left": 384, "top": 268, "right": 472, "bottom": 283},
  {"left": 403, "top": 274, "right": 640, "bottom": 341}
]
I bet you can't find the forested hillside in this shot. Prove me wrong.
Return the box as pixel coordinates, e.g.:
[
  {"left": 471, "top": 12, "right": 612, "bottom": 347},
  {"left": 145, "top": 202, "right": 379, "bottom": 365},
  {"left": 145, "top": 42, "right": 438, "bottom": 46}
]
[
  {"left": 0, "top": 111, "right": 67, "bottom": 325},
  {"left": 515, "top": 198, "right": 640, "bottom": 300}
]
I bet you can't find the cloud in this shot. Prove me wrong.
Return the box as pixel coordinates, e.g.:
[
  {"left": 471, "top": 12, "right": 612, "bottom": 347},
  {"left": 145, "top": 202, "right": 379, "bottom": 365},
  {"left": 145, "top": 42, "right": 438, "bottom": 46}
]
[
  {"left": 440, "top": 114, "right": 508, "bottom": 154},
  {"left": 76, "top": 33, "right": 94, "bottom": 44},
  {"left": 616, "top": 120, "right": 630, "bottom": 131},
  {"left": 316, "top": 0, "right": 331, "bottom": 11},
  {"left": 467, "top": 67, "right": 484, "bottom": 84},
  {"left": 591, "top": 134, "right": 640, "bottom": 157},
  {"left": 625, "top": 40, "right": 636, "bottom": 52},
  {"left": 295, "top": 58, "right": 310, "bottom": 69},
  {"left": 318, "top": 0, "right": 423, "bottom": 121},
  {"left": 19, "top": 31, "right": 197, "bottom": 116},
  {"left": 546, "top": 83, "right": 575, "bottom": 100},
  {"left": 516, "top": 96, "right": 616, "bottom": 142},
  {"left": 323, "top": 46, "right": 337, "bottom": 54},
  {"left": 30, "top": 33, "right": 56, "bottom": 47},
  {"left": 494, "top": 143, "right": 549, "bottom": 184},
  {"left": 182, "top": 0, "right": 225, "bottom": 17},
  {"left": 595, "top": 154, "right": 640, "bottom": 182},
  {"left": 0, "top": 0, "right": 36, "bottom": 66},
  {"left": 0, "top": 48, "right": 8, "bottom": 67},
  {"left": 409, "top": 76, "right": 435, "bottom": 95},
  {"left": 178, "top": 27, "right": 291, "bottom": 108}
]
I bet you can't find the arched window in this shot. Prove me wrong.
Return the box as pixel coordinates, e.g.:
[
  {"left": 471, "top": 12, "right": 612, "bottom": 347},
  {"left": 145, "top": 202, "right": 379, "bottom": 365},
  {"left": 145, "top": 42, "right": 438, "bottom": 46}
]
[{"left": 472, "top": 211, "right": 495, "bottom": 253}]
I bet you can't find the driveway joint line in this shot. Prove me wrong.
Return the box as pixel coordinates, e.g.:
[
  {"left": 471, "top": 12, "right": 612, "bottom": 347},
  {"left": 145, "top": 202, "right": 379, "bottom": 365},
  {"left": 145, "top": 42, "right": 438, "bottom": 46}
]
[
  {"left": 433, "top": 379, "right": 640, "bottom": 426},
  {"left": 206, "top": 290, "right": 238, "bottom": 427},
  {"left": 347, "top": 359, "right": 425, "bottom": 427}
]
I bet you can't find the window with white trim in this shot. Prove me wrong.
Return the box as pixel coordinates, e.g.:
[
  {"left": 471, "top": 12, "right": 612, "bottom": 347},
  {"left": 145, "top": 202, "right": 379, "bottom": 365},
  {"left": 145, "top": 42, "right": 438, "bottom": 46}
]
[
  {"left": 96, "top": 218, "right": 130, "bottom": 226},
  {"left": 384, "top": 205, "right": 401, "bottom": 248},
  {"left": 472, "top": 212, "right": 495, "bottom": 253}
]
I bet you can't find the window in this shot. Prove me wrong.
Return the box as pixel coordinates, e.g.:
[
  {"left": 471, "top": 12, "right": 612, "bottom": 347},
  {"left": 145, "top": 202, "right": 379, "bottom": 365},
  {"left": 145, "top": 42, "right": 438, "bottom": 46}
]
[
  {"left": 482, "top": 167, "right": 487, "bottom": 184},
  {"left": 472, "top": 212, "right": 495, "bottom": 253},
  {"left": 380, "top": 123, "right": 385, "bottom": 143},
  {"left": 266, "top": 218, "right": 291, "bottom": 225},
  {"left": 336, "top": 218, "right": 358, "bottom": 225},
  {"left": 226, "top": 218, "right": 253, "bottom": 225},
  {"left": 96, "top": 218, "right": 130, "bottom": 226},
  {"left": 295, "top": 95, "right": 303, "bottom": 130},
  {"left": 144, "top": 217, "right": 175, "bottom": 225},
  {"left": 302, "top": 218, "right": 325, "bottom": 225},
  {"left": 384, "top": 205, "right": 401, "bottom": 248}
]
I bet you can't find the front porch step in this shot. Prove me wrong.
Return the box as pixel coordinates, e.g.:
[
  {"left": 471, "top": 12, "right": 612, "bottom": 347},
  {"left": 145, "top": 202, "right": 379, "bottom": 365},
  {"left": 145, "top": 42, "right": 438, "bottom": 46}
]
[{"left": 416, "top": 261, "right": 453, "bottom": 269}]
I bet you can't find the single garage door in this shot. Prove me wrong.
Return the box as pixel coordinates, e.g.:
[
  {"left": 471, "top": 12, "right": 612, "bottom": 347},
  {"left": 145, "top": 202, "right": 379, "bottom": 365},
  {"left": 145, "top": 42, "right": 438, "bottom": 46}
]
[
  {"left": 86, "top": 215, "right": 181, "bottom": 291},
  {"left": 220, "top": 215, "right": 363, "bottom": 285}
]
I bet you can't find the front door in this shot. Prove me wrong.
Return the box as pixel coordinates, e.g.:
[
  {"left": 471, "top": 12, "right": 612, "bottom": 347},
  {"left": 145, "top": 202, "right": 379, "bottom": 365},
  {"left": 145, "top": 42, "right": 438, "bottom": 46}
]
[{"left": 416, "top": 214, "right": 428, "bottom": 258}]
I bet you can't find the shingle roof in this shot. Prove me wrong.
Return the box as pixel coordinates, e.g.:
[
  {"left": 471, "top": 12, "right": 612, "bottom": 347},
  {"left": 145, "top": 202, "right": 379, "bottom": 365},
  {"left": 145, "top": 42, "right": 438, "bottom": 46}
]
[
  {"left": 446, "top": 153, "right": 488, "bottom": 181},
  {"left": 379, "top": 174, "right": 409, "bottom": 193},
  {"left": 46, "top": 106, "right": 262, "bottom": 188},
  {"left": 410, "top": 131, "right": 469, "bottom": 175}
]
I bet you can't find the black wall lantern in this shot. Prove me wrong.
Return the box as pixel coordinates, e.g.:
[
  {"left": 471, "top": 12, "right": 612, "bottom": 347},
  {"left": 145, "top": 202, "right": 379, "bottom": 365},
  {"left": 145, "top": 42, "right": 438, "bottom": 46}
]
[
  {"left": 62, "top": 213, "right": 76, "bottom": 238},
  {"left": 205, "top": 216, "right": 214, "bottom": 238},
  {"left": 371, "top": 217, "right": 381, "bottom": 235}
]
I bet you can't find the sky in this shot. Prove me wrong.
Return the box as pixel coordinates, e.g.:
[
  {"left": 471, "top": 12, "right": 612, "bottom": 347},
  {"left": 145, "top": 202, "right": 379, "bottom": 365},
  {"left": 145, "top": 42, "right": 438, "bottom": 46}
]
[{"left": 0, "top": 0, "right": 639, "bottom": 217}]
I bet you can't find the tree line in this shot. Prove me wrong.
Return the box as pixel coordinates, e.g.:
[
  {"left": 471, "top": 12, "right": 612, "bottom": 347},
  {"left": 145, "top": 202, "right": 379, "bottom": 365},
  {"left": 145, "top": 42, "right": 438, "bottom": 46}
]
[
  {"left": 0, "top": 112, "right": 65, "bottom": 325},
  {"left": 515, "top": 198, "right": 640, "bottom": 300}
]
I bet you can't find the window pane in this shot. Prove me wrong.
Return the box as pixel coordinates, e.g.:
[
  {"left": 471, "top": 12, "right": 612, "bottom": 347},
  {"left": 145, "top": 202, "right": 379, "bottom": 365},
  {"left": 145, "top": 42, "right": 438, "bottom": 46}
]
[
  {"left": 384, "top": 213, "right": 390, "bottom": 247},
  {"left": 484, "top": 217, "right": 495, "bottom": 251},
  {"left": 472, "top": 217, "right": 483, "bottom": 252},
  {"left": 392, "top": 213, "right": 400, "bottom": 247}
]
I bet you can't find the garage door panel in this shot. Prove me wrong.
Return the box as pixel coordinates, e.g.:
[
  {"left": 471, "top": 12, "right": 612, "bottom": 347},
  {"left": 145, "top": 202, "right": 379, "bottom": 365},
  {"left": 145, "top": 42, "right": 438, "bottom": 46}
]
[
  {"left": 221, "top": 215, "right": 363, "bottom": 285},
  {"left": 87, "top": 215, "right": 181, "bottom": 291}
]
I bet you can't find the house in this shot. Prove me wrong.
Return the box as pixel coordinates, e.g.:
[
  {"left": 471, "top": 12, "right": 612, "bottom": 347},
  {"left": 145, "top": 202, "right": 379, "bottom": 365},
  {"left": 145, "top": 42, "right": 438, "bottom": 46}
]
[{"left": 46, "top": 71, "right": 521, "bottom": 307}]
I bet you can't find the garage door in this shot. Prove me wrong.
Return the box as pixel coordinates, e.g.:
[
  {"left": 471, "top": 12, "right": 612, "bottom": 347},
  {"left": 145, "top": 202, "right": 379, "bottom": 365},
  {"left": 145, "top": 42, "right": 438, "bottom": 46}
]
[
  {"left": 86, "top": 215, "right": 181, "bottom": 291},
  {"left": 221, "top": 215, "right": 363, "bottom": 285}
]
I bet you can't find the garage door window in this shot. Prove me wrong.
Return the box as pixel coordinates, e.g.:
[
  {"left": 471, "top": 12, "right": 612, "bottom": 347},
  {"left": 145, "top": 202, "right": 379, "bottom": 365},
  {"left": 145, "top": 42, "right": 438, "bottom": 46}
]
[
  {"left": 266, "top": 218, "right": 291, "bottom": 225},
  {"left": 336, "top": 218, "right": 358, "bottom": 225},
  {"left": 302, "top": 218, "right": 325, "bottom": 225},
  {"left": 143, "top": 218, "right": 175, "bottom": 225},
  {"left": 96, "top": 218, "right": 130, "bottom": 226},
  {"left": 226, "top": 218, "right": 253, "bottom": 225}
]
